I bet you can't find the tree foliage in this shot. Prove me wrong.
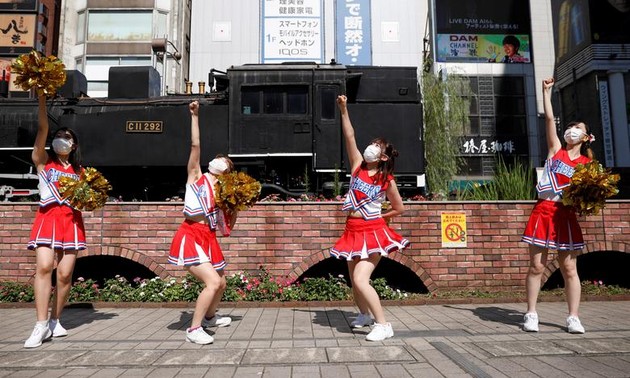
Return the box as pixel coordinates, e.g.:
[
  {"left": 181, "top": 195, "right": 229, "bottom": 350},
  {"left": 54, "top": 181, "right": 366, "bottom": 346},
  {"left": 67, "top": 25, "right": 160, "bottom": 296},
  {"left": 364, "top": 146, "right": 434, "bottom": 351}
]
[{"left": 422, "top": 72, "right": 471, "bottom": 197}]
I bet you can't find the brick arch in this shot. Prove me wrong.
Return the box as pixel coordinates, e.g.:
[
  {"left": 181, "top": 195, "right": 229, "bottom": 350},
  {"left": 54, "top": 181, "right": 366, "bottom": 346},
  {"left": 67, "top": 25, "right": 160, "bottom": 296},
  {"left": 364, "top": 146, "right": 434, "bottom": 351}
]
[
  {"left": 286, "top": 249, "right": 438, "bottom": 292},
  {"left": 77, "top": 245, "right": 169, "bottom": 279},
  {"left": 541, "top": 242, "right": 630, "bottom": 284}
]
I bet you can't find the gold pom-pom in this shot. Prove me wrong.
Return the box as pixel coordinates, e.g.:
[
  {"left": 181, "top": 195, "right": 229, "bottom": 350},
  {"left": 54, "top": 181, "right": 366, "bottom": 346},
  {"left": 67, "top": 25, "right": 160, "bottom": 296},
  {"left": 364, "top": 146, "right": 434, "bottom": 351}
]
[
  {"left": 214, "top": 172, "right": 261, "bottom": 213},
  {"left": 58, "top": 167, "right": 112, "bottom": 211},
  {"left": 562, "top": 160, "right": 620, "bottom": 216},
  {"left": 11, "top": 50, "right": 66, "bottom": 97}
]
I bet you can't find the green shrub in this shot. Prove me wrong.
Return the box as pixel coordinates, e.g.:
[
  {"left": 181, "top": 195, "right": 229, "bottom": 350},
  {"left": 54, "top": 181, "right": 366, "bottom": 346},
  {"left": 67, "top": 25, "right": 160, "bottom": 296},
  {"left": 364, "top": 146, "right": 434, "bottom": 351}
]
[
  {"left": 0, "top": 268, "right": 419, "bottom": 303},
  {"left": 459, "top": 156, "right": 535, "bottom": 200},
  {"left": 298, "top": 275, "right": 350, "bottom": 301},
  {"left": 0, "top": 281, "right": 34, "bottom": 302}
]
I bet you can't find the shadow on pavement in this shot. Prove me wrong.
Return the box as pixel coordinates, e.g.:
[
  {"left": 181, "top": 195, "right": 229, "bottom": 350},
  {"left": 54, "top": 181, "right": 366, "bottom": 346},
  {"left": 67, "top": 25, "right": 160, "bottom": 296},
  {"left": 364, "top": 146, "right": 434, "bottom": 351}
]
[
  {"left": 167, "top": 310, "right": 243, "bottom": 332},
  {"left": 59, "top": 304, "right": 118, "bottom": 330},
  {"left": 293, "top": 308, "right": 368, "bottom": 335},
  {"left": 443, "top": 305, "right": 565, "bottom": 331}
]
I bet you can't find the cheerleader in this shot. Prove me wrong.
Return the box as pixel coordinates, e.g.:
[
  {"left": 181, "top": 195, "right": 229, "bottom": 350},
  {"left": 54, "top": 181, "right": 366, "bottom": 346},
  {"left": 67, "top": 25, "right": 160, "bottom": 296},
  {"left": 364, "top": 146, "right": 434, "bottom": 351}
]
[
  {"left": 168, "top": 101, "right": 234, "bottom": 345},
  {"left": 521, "top": 78, "right": 594, "bottom": 334},
  {"left": 24, "top": 94, "right": 85, "bottom": 348},
  {"left": 331, "top": 95, "right": 409, "bottom": 341}
]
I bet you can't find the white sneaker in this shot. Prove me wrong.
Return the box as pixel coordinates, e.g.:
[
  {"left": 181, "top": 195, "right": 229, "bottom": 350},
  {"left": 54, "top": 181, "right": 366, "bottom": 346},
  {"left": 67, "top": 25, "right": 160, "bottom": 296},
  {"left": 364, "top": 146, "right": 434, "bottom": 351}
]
[
  {"left": 523, "top": 312, "right": 539, "bottom": 332},
  {"left": 567, "top": 316, "right": 585, "bottom": 334},
  {"left": 24, "top": 322, "right": 52, "bottom": 348},
  {"left": 350, "top": 313, "right": 374, "bottom": 328},
  {"left": 186, "top": 327, "right": 214, "bottom": 344},
  {"left": 49, "top": 319, "right": 68, "bottom": 337},
  {"left": 366, "top": 322, "right": 394, "bottom": 341},
  {"left": 202, "top": 314, "right": 232, "bottom": 328}
]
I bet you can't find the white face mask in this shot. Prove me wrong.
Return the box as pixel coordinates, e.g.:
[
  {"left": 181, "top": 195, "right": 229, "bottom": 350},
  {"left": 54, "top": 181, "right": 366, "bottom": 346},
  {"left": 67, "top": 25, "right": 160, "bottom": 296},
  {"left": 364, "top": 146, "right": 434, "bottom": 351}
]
[
  {"left": 563, "top": 128, "right": 586, "bottom": 145},
  {"left": 52, "top": 138, "right": 73, "bottom": 155},
  {"left": 208, "top": 158, "right": 229, "bottom": 175},
  {"left": 363, "top": 144, "right": 381, "bottom": 163}
]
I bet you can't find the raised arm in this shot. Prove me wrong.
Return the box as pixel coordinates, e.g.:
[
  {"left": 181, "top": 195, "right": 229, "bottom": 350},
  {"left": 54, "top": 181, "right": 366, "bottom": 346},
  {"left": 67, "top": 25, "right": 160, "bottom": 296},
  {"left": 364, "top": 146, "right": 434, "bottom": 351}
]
[
  {"left": 186, "top": 101, "right": 202, "bottom": 184},
  {"left": 542, "top": 78, "right": 562, "bottom": 157},
  {"left": 337, "top": 95, "right": 363, "bottom": 171},
  {"left": 31, "top": 94, "right": 49, "bottom": 172}
]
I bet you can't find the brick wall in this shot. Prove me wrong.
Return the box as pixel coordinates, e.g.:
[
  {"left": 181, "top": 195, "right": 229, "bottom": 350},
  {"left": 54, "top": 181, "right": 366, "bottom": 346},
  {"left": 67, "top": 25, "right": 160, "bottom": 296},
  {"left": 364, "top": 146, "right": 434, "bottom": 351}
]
[{"left": 1, "top": 201, "right": 629, "bottom": 292}]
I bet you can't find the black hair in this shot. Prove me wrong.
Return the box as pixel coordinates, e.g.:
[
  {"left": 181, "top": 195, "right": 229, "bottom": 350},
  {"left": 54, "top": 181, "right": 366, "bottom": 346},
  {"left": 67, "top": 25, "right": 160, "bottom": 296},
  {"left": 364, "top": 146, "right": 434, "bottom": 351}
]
[
  {"left": 49, "top": 127, "right": 82, "bottom": 172},
  {"left": 502, "top": 35, "right": 520, "bottom": 51}
]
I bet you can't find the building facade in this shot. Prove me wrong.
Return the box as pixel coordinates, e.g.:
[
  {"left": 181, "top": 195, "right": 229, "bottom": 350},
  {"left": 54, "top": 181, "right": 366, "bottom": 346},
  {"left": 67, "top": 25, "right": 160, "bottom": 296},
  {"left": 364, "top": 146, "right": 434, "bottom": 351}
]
[
  {"left": 551, "top": 0, "right": 630, "bottom": 168},
  {"left": 57, "top": 0, "right": 191, "bottom": 97}
]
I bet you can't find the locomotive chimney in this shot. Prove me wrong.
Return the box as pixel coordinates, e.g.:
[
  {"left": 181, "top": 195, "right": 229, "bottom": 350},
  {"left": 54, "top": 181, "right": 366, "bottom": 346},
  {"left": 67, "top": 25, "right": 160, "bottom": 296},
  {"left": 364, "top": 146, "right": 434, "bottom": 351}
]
[
  {"left": 198, "top": 81, "right": 206, "bottom": 94},
  {"left": 185, "top": 81, "right": 193, "bottom": 95}
]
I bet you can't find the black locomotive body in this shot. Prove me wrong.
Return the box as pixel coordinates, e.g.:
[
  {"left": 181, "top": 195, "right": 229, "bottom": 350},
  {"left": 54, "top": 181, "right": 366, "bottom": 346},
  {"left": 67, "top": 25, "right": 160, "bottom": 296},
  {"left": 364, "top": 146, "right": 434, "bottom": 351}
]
[{"left": 0, "top": 63, "right": 424, "bottom": 201}]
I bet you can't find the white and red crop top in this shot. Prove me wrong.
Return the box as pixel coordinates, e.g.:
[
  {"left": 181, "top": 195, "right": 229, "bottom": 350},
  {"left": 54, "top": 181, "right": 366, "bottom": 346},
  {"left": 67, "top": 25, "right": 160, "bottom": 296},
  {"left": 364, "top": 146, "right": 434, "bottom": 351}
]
[
  {"left": 38, "top": 159, "right": 80, "bottom": 208},
  {"left": 183, "top": 173, "right": 219, "bottom": 229},
  {"left": 536, "top": 149, "right": 590, "bottom": 202},
  {"left": 341, "top": 166, "right": 393, "bottom": 220}
]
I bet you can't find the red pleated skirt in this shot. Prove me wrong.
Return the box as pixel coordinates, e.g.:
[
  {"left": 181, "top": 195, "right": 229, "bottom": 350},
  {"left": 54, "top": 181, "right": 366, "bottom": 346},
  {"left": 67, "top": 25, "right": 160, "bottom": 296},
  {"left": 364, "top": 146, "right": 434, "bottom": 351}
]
[
  {"left": 28, "top": 204, "right": 86, "bottom": 251},
  {"left": 168, "top": 220, "right": 226, "bottom": 269},
  {"left": 331, "top": 217, "right": 409, "bottom": 260},
  {"left": 522, "top": 199, "right": 585, "bottom": 251}
]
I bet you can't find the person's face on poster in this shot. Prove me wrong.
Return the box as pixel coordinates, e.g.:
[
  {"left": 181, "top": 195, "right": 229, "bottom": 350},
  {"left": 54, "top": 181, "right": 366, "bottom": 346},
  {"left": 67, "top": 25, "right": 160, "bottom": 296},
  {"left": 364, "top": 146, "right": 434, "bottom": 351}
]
[{"left": 503, "top": 43, "right": 517, "bottom": 57}]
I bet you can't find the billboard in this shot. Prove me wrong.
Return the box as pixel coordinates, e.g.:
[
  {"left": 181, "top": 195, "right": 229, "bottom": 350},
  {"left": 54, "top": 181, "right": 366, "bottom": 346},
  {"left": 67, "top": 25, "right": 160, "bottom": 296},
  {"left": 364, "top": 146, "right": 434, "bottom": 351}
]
[
  {"left": 0, "top": 13, "right": 36, "bottom": 55},
  {"left": 434, "top": 0, "right": 532, "bottom": 63},
  {"left": 551, "top": 0, "right": 591, "bottom": 64},
  {"left": 335, "top": 0, "right": 372, "bottom": 65},
  {"left": 261, "top": 0, "right": 323, "bottom": 63},
  {"left": 590, "top": 0, "right": 630, "bottom": 44}
]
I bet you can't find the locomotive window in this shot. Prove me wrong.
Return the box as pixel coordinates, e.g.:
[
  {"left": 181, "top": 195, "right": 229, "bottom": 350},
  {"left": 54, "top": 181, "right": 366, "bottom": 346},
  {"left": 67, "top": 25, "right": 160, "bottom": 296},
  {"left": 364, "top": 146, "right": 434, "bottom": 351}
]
[
  {"left": 263, "top": 88, "right": 283, "bottom": 114},
  {"left": 241, "top": 88, "right": 260, "bottom": 114},
  {"left": 287, "top": 87, "right": 308, "bottom": 114},
  {"left": 320, "top": 88, "right": 337, "bottom": 120}
]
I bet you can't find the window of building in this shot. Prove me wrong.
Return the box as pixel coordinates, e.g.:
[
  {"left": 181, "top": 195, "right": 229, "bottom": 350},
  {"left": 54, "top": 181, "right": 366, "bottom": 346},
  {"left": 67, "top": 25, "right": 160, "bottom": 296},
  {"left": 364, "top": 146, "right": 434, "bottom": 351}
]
[
  {"left": 87, "top": 11, "right": 152, "bottom": 41},
  {"left": 77, "top": 11, "right": 85, "bottom": 43},
  {"left": 458, "top": 75, "right": 528, "bottom": 177}
]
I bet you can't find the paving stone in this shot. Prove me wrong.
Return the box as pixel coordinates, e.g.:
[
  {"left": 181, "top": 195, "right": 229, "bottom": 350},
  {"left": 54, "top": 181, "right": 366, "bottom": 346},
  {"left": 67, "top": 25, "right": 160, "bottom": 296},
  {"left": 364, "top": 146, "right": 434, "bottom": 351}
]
[
  {"left": 471, "top": 340, "right": 575, "bottom": 357},
  {"left": 241, "top": 347, "right": 327, "bottom": 364},
  {"left": 0, "top": 351, "right": 88, "bottom": 368},
  {"left": 554, "top": 338, "right": 630, "bottom": 354},
  {"left": 327, "top": 346, "right": 415, "bottom": 363},
  {"left": 70, "top": 350, "right": 166, "bottom": 367},
  {"left": 153, "top": 349, "right": 245, "bottom": 365}
]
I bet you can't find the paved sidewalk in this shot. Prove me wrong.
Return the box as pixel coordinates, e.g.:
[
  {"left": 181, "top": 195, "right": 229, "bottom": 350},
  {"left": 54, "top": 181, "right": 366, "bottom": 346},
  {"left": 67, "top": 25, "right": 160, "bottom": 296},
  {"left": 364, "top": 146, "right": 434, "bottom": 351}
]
[{"left": 1, "top": 301, "right": 629, "bottom": 377}]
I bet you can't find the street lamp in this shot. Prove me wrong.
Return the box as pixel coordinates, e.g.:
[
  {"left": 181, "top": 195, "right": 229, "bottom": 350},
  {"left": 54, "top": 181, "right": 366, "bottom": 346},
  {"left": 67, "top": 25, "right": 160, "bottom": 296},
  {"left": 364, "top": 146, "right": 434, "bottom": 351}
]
[{"left": 151, "top": 37, "right": 182, "bottom": 95}]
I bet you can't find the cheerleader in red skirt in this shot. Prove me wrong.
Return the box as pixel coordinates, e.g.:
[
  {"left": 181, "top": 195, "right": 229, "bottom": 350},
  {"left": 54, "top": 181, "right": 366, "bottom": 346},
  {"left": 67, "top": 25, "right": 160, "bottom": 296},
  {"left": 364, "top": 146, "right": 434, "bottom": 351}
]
[
  {"left": 331, "top": 95, "right": 409, "bottom": 341},
  {"left": 167, "top": 101, "right": 235, "bottom": 345},
  {"left": 521, "top": 78, "right": 594, "bottom": 334},
  {"left": 24, "top": 94, "right": 85, "bottom": 348}
]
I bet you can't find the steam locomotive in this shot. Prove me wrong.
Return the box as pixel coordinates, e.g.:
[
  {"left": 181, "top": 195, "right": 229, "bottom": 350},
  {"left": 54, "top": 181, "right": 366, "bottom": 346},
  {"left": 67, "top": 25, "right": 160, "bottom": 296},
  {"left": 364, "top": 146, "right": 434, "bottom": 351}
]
[{"left": 0, "top": 63, "right": 424, "bottom": 201}]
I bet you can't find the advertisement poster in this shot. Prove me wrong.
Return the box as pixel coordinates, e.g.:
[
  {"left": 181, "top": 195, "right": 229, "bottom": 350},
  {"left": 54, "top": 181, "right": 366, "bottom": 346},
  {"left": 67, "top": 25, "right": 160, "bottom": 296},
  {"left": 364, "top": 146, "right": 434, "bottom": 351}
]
[
  {"left": 335, "top": 0, "right": 372, "bottom": 65},
  {"left": 435, "top": 0, "right": 532, "bottom": 63},
  {"left": 0, "top": 13, "right": 36, "bottom": 54},
  {"left": 262, "top": 0, "right": 323, "bottom": 63}
]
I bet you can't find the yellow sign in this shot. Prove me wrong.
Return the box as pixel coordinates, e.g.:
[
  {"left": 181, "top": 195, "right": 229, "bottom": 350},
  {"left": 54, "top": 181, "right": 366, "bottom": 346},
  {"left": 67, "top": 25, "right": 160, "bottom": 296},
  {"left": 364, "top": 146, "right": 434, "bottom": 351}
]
[{"left": 441, "top": 212, "right": 467, "bottom": 248}]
